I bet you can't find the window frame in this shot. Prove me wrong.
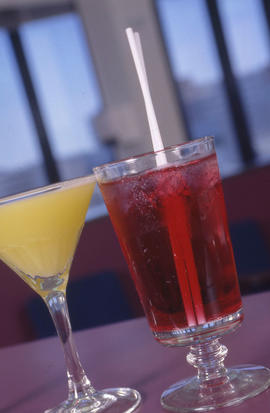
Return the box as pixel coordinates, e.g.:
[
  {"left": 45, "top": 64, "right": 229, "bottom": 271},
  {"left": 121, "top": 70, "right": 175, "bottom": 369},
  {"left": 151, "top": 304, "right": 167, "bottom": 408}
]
[{"left": 1, "top": 0, "right": 270, "bottom": 179}]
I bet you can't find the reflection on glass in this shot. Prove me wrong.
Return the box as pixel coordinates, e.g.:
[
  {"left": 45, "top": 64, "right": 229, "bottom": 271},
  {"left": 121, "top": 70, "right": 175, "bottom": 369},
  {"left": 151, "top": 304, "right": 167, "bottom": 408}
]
[
  {"left": 20, "top": 13, "right": 112, "bottom": 180},
  {"left": 218, "top": 0, "right": 270, "bottom": 164},
  {"left": 156, "top": 0, "right": 243, "bottom": 176},
  {"left": 0, "top": 29, "right": 47, "bottom": 197}
]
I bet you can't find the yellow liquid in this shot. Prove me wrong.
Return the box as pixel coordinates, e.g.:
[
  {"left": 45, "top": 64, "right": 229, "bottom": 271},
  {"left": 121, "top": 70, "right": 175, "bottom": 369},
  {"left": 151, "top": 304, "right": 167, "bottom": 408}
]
[{"left": 0, "top": 178, "right": 95, "bottom": 297}]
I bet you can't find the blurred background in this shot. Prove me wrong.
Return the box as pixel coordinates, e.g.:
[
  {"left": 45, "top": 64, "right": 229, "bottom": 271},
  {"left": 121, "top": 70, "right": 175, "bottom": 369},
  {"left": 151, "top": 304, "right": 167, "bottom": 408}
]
[{"left": 0, "top": 0, "right": 270, "bottom": 347}]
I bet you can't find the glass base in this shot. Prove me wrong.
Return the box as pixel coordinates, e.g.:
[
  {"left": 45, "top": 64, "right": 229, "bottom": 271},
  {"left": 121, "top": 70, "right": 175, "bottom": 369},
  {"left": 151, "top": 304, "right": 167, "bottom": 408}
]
[
  {"left": 161, "top": 365, "right": 270, "bottom": 412},
  {"left": 154, "top": 308, "right": 243, "bottom": 346},
  {"left": 44, "top": 387, "right": 141, "bottom": 413}
]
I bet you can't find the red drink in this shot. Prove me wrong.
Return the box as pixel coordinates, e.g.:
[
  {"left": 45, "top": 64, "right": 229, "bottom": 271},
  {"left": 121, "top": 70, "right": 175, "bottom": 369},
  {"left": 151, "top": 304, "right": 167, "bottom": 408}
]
[
  {"left": 98, "top": 150, "right": 242, "bottom": 343},
  {"left": 95, "top": 139, "right": 270, "bottom": 411}
]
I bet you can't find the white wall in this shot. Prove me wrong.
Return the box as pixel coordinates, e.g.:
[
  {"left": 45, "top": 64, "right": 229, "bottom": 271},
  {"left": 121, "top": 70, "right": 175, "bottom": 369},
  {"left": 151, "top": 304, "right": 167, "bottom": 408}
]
[{"left": 76, "top": 0, "right": 188, "bottom": 159}]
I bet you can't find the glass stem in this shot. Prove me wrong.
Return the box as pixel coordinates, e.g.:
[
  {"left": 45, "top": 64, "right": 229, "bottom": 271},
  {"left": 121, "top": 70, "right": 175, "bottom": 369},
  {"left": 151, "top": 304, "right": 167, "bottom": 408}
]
[
  {"left": 187, "top": 338, "right": 230, "bottom": 390},
  {"left": 45, "top": 291, "right": 96, "bottom": 400}
]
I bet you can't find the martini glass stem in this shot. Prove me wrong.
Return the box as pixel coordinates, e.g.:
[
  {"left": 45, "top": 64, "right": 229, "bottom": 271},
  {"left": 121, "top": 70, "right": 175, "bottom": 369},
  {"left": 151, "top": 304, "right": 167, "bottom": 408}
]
[{"left": 45, "top": 291, "right": 95, "bottom": 399}]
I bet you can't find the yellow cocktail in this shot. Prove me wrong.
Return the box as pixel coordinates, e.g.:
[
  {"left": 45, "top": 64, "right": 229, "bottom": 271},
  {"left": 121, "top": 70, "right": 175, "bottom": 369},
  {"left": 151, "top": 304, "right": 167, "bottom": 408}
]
[
  {"left": 0, "top": 178, "right": 94, "bottom": 296},
  {"left": 0, "top": 175, "right": 141, "bottom": 413}
]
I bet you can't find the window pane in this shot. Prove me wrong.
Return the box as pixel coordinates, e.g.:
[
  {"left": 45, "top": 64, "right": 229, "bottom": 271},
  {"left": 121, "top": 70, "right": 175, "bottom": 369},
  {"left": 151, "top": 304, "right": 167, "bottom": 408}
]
[
  {"left": 0, "top": 29, "right": 47, "bottom": 197},
  {"left": 218, "top": 0, "right": 270, "bottom": 165},
  {"left": 156, "top": 0, "right": 243, "bottom": 177},
  {"left": 20, "top": 13, "right": 112, "bottom": 180}
]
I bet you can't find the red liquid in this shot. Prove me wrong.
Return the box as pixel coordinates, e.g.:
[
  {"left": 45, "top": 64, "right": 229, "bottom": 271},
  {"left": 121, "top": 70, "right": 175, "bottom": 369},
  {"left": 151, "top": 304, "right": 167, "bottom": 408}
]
[{"left": 99, "top": 154, "right": 242, "bottom": 334}]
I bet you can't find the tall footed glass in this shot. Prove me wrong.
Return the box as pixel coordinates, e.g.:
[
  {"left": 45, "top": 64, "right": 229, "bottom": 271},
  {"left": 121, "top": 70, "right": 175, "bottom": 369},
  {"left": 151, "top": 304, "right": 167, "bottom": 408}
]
[
  {"left": 0, "top": 175, "right": 141, "bottom": 413},
  {"left": 94, "top": 136, "right": 270, "bottom": 412}
]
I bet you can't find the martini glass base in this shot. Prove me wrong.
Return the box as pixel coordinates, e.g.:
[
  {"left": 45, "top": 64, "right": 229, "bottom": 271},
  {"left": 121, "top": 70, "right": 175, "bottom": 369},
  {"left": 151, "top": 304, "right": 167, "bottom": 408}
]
[
  {"left": 45, "top": 387, "right": 141, "bottom": 413},
  {"left": 161, "top": 365, "right": 270, "bottom": 412}
]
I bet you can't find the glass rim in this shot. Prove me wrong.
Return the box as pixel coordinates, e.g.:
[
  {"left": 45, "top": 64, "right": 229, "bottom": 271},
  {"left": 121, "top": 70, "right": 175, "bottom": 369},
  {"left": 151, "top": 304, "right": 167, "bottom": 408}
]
[
  {"left": 0, "top": 173, "right": 96, "bottom": 206},
  {"left": 93, "top": 136, "right": 214, "bottom": 173}
]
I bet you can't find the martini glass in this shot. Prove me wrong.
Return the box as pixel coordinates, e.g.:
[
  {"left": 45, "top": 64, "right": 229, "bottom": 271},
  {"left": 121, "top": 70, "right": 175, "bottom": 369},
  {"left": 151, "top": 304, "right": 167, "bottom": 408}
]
[
  {"left": 94, "top": 136, "right": 270, "bottom": 412},
  {"left": 0, "top": 175, "right": 141, "bottom": 413}
]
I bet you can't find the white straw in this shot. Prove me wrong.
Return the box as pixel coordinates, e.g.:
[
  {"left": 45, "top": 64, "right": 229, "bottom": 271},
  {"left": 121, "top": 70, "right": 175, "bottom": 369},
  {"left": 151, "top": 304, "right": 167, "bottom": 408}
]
[{"left": 125, "top": 27, "right": 166, "bottom": 165}]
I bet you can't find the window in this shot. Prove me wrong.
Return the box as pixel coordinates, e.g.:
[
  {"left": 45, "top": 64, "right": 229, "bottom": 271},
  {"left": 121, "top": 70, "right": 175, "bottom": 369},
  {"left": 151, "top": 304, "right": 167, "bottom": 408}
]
[
  {"left": 218, "top": 0, "right": 270, "bottom": 165},
  {"left": 156, "top": 0, "right": 270, "bottom": 176},
  {"left": 156, "top": 0, "right": 243, "bottom": 177},
  {"left": 2, "top": 0, "right": 270, "bottom": 201},
  {"left": 20, "top": 13, "right": 111, "bottom": 180},
  {"left": 0, "top": 29, "right": 47, "bottom": 198},
  {"left": 0, "top": 11, "right": 111, "bottom": 217}
]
